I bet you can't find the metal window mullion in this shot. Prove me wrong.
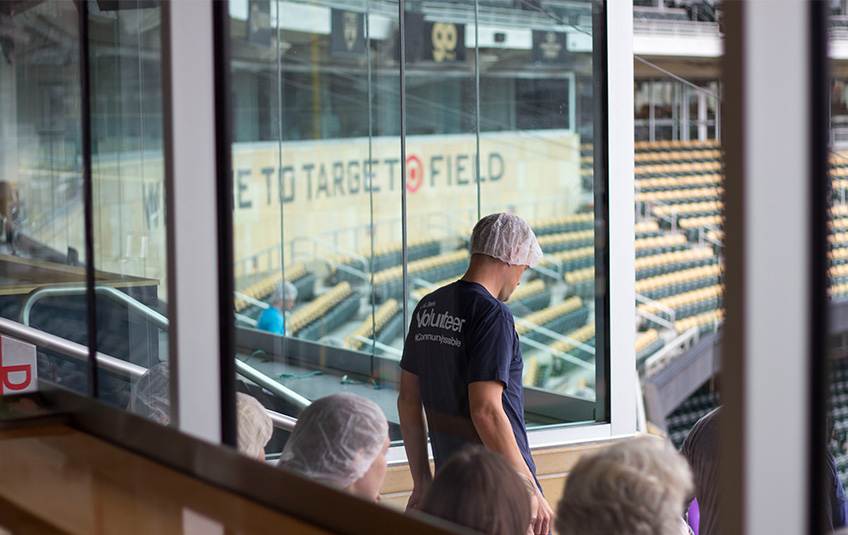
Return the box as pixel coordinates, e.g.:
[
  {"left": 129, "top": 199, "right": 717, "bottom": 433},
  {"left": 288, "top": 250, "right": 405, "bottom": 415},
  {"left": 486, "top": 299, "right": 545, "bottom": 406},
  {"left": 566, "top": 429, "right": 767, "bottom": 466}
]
[
  {"left": 607, "top": 0, "right": 637, "bottom": 435},
  {"left": 161, "top": 0, "right": 223, "bottom": 444},
  {"left": 721, "top": 2, "right": 825, "bottom": 533},
  {"left": 78, "top": 0, "right": 99, "bottom": 398}
]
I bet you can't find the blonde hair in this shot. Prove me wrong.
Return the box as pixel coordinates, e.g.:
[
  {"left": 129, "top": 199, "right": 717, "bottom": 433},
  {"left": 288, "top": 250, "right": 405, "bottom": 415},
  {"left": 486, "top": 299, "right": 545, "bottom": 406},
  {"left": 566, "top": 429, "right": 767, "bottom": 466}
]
[{"left": 556, "top": 436, "right": 693, "bottom": 535}]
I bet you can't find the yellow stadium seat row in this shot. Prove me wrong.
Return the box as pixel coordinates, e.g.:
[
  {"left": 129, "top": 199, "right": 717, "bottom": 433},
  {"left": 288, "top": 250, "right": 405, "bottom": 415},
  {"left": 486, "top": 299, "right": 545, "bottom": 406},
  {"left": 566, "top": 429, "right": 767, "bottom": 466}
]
[
  {"left": 634, "top": 234, "right": 687, "bottom": 251},
  {"left": 372, "top": 250, "right": 469, "bottom": 285},
  {"left": 507, "top": 279, "right": 547, "bottom": 303},
  {"left": 674, "top": 309, "right": 725, "bottom": 334},
  {"left": 634, "top": 149, "right": 722, "bottom": 164},
  {"left": 678, "top": 215, "right": 724, "bottom": 230},
  {"left": 536, "top": 229, "right": 594, "bottom": 248},
  {"left": 637, "top": 284, "right": 723, "bottom": 316},
  {"left": 515, "top": 296, "right": 583, "bottom": 336},
  {"left": 539, "top": 246, "right": 594, "bottom": 267},
  {"left": 344, "top": 299, "right": 399, "bottom": 351},
  {"left": 634, "top": 139, "right": 721, "bottom": 152},
  {"left": 547, "top": 323, "right": 596, "bottom": 354},
  {"left": 635, "top": 186, "right": 723, "bottom": 204},
  {"left": 706, "top": 229, "right": 724, "bottom": 242},
  {"left": 635, "top": 329, "right": 659, "bottom": 354},
  {"left": 830, "top": 263, "right": 848, "bottom": 280},
  {"left": 635, "top": 247, "right": 714, "bottom": 272},
  {"left": 233, "top": 264, "right": 307, "bottom": 312},
  {"left": 829, "top": 232, "right": 848, "bottom": 246},
  {"left": 832, "top": 219, "right": 848, "bottom": 232},
  {"left": 831, "top": 168, "right": 848, "bottom": 178},
  {"left": 635, "top": 161, "right": 722, "bottom": 177},
  {"left": 636, "top": 173, "right": 723, "bottom": 191},
  {"left": 634, "top": 264, "right": 722, "bottom": 295},
  {"left": 531, "top": 212, "right": 594, "bottom": 230},
  {"left": 635, "top": 221, "right": 661, "bottom": 235},
  {"left": 327, "top": 237, "right": 436, "bottom": 271},
  {"left": 652, "top": 200, "right": 722, "bottom": 218},
  {"left": 289, "top": 282, "right": 352, "bottom": 333},
  {"left": 564, "top": 266, "right": 594, "bottom": 285},
  {"left": 830, "top": 281, "right": 848, "bottom": 298}
]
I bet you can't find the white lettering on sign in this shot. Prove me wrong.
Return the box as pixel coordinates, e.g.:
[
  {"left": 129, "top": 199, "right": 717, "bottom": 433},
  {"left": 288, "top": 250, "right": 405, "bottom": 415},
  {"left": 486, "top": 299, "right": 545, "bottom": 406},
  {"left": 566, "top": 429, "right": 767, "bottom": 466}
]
[{"left": 0, "top": 336, "right": 37, "bottom": 395}]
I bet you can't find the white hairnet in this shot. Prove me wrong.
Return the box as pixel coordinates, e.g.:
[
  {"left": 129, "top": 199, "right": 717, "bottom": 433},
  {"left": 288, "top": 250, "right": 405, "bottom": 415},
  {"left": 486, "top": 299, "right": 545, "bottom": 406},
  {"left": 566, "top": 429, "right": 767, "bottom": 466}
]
[
  {"left": 128, "top": 361, "right": 170, "bottom": 424},
  {"left": 272, "top": 280, "right": 298, "bottom": 304},
  {"left": 278, "top": 393, "right": 389, "bottom": 488},
  {"left": 236, "top": 392, "right": 274, "bottom": 459},
  {"left": 469, "top": 213, "right": 543, "bottom": 268}
]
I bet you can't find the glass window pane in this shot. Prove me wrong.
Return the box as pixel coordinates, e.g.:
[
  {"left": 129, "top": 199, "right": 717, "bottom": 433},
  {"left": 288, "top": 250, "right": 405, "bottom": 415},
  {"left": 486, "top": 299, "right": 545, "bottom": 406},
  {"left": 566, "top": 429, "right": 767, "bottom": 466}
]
[
  {"left": 1, "top": 3, "right": 93, "bottom": 398},
  {"left": 87, "top": 3, "right": 167, "bottom": 411}
]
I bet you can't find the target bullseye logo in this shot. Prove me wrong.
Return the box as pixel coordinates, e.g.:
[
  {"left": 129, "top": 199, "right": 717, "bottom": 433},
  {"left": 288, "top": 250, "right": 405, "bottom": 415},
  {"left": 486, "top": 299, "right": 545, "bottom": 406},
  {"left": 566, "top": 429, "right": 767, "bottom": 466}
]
[{"left": 406, "top": 155, "right": 423, "bottom": 193}]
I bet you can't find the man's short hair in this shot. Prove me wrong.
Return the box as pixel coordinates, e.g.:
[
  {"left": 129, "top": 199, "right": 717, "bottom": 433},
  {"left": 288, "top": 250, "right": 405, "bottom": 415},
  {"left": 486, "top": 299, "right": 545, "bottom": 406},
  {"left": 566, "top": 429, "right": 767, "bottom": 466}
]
[{"left": 556, "top": 436, "right": 693, "bottom": 535}]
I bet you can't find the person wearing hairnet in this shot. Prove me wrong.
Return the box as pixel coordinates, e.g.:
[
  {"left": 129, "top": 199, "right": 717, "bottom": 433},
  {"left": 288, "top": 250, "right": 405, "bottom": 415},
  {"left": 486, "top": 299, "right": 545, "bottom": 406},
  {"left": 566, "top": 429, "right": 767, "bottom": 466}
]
[
  {"left": 278, "top": 392, "right": 390, "bottom": 501},
  {"left": 128, "top": 363, "right": 273, "bottom": 459},
  {"left": 397, "top": 212, "right": 553, "bottom": 535},
  {"left": 256, "top": 280, "right": 297, "bottom": 335}
]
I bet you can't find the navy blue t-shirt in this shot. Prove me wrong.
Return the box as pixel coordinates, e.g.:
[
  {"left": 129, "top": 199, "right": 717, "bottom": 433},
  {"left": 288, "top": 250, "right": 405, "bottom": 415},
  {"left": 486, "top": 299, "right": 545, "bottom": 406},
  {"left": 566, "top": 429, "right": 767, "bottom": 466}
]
[{"left": 400, "top": 280, "right": 537, "bottom": 480}]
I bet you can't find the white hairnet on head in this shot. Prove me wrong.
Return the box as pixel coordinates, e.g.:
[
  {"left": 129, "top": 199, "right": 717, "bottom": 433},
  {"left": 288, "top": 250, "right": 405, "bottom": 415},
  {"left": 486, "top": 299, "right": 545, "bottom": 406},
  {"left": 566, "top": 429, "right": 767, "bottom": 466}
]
[
  {"left": 272, "top": 280, "right": 298, "bottom": 304},
  {"left": 469, "top": 213, "right": 543, "bottom": 268},
  {"left": 128, "top": 361, "right": 170, "bottom": 424},
  {"left": 236, "top": 392, "right": 273, "bottom": 459},
  {"left": 278, "top": 393, "right": 389, "bottom": 488}
]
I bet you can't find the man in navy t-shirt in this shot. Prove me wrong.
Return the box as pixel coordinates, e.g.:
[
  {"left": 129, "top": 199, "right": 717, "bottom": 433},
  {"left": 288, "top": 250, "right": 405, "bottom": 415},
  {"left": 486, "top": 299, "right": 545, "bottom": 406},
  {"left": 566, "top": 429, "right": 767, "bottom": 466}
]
[{"left": 398, "top": 212, "right": 553, "bottom": 535}]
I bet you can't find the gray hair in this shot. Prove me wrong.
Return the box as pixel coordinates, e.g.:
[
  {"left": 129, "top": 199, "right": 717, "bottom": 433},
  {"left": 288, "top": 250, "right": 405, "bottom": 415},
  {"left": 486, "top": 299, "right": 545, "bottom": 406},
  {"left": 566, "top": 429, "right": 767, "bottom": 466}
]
[
  {"left": 556, "top": 436, "right": 694, "bottom": 535},
  {"left": 272, "top": 280, "right": 298, "bottom": 304}
]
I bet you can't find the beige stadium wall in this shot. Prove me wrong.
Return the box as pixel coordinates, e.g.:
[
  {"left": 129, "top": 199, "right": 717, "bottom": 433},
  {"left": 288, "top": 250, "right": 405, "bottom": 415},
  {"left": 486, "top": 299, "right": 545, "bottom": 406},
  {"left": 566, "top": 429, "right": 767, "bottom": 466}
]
[
  {"left": 231, "top": 131, "right": 582, "bottom": 280},
  {"left": 379, "top": 439, "right": 612, "bottom": 518},
  {"left": 25, "top": 131, "right": 580, "bottom": 295}
]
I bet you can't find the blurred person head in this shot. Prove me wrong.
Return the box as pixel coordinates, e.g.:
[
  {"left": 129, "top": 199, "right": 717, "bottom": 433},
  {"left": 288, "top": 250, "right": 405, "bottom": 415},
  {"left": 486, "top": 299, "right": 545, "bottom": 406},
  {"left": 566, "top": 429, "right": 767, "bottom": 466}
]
[
  {"left": 272, "top": 280, "right": 298, "bottom": 312},
  {"left": 236, "top": 392, "right": 273, "bottom": 460},
  {"left": 278, "top": 392, "right": 389, "bottom": 501},
  {"left": 128, "top": 361, "right": 170, "bottom": 424},
  {"left": 556, "top": 435, "right": 693, "bottom": 535},
  {"left": 420, "top": 446, "right": 533, "bottom": 535}
]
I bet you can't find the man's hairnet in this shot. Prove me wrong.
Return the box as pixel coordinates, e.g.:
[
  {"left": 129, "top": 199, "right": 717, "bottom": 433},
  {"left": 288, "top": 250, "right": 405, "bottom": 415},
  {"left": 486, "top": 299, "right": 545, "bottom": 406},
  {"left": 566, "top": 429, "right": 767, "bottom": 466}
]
[
  {"left": 272, "top": 280, "right": 298, "bottom": 304},
  {"left": 236, "top": 392, "right": 273, "bottom": 459},
  {"left": 128, "top": 361, "right": 170, "bottom": 424},
  {"left": 278, "top": 393, "right": 388, "bottom": 488},
  {"left": 469, "top": 212, "right": 543, "bottom": 268}
]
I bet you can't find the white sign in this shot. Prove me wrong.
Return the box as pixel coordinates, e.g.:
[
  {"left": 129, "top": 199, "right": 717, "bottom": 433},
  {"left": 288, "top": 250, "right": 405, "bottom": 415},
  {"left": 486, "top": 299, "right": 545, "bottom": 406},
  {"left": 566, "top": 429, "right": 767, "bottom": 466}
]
[{"left": 0, "top": 336, "right": 37, "bottom": 395}]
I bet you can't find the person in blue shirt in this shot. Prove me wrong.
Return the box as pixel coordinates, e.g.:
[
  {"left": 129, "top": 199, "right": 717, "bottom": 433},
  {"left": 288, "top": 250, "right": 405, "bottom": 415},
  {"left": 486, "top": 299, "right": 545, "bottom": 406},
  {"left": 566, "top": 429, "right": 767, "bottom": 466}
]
[
  {"left": 397, "top": 212, "right": 553, "bottom": 535},
  {"left": 256, "top": 280, "right": 297, "bottom": 335}
]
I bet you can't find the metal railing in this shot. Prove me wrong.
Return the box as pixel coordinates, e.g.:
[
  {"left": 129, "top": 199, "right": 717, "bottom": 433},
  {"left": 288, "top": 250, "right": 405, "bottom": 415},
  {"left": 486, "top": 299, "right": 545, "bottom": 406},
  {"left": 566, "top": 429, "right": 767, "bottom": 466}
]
[{"left": 15, "top": 284, "right": 307, "bottom": 428}]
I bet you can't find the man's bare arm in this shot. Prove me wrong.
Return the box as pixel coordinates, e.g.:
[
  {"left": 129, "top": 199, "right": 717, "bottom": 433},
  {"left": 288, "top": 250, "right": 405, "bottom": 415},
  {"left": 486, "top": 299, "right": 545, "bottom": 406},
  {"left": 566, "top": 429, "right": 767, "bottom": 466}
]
[
  {"left": 469, "top": 380, "right": 553, "bottom": 535},
  {"left": 397, "top": 369, "right": 432, "bottom": 510}
]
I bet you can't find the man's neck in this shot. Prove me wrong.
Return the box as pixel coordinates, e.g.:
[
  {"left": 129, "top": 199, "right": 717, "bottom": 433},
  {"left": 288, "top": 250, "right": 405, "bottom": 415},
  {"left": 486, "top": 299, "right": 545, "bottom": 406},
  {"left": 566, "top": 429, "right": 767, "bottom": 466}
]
[{"left": 461, "top": 255, "right": 506, "bottom": 300}]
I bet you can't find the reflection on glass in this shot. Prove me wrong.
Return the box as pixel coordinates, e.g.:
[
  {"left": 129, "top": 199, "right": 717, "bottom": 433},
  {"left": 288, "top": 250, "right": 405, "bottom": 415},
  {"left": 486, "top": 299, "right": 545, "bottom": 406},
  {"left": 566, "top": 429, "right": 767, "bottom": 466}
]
[
  {"left": 88, "top": 2, "right": 166, "bottom": 407},
  {"left": 0, "top": 3, "right": 94, "bottom": 397},
  {"left": 229, "top": 0, "right": 608, "bottom": 448}
]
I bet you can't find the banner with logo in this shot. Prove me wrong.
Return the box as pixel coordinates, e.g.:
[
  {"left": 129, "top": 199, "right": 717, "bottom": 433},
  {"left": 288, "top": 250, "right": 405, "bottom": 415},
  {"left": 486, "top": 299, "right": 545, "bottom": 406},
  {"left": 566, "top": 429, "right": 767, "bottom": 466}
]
[
  {"left": 404, "top": 12, "right": 466, "bottom": 64},
  {"left": 247, "top": 0, "right": 271, "bottom": 48},
  {"left": 0, "top": 336, "right": 37, "bottom": 395},
  {"left": 331, "top": 9, "right": 366, "bottom": 57},
  {"left": 531, "top": 30, "right": 569, "bottom": 65}
]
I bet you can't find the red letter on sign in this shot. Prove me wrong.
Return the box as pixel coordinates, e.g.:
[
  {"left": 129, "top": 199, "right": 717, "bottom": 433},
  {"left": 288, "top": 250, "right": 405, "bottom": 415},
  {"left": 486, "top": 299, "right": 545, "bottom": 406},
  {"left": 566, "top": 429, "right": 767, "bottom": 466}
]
[{"left": 0, "top": 364, "right": 32, "bottom": 392}]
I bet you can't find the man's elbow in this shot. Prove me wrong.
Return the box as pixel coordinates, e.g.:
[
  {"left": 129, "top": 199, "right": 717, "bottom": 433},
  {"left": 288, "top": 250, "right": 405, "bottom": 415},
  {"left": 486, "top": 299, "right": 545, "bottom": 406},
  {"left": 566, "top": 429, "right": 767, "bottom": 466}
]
[{"left": 470, "top": 403, "right": 501, "bottom": 430}]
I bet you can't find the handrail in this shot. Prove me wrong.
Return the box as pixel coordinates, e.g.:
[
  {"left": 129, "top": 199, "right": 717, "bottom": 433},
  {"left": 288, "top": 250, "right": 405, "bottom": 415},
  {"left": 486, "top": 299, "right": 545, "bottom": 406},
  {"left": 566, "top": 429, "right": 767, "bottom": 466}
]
[
  {"left": 0, "top": 316, "right": 146, "bottom": 380},
  {"left": 19, "top": 285, "right": 169, "bottom": 330},
  {"left": 234, "top": 291, "right": 270, "bottom": 310},
  {"left": 266, "top": 408, "right": 297, "bottom": 432},
  {"left": 235, "top": 359, "right": 311, "bottom": 413},
  {"left": 0, "top": 318, "right": 298, "bottom": 432},
  {"left": 19, "top": 284, "right": 311, "bottom": 416}
]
